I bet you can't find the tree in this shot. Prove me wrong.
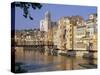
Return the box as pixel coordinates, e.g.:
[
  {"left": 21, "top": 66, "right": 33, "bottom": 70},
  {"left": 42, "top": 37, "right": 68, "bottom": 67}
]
[{"left": 13, "top": 2, "right": 42, "bottom": 20}]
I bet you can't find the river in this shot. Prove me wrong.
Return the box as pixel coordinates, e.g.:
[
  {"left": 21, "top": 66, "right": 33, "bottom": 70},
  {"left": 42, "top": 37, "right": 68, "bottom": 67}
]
[{"left": 15, "top": 47, "right": 97, "bottom": 73}]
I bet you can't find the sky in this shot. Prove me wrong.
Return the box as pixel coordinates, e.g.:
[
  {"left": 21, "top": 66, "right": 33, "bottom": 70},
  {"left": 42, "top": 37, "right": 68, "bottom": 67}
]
[{"left": 15, "top": 3, "right": 97, "bottom": 30}]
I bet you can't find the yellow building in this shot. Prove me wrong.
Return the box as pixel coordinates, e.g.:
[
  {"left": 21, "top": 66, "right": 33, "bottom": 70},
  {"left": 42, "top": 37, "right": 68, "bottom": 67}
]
[
  {"left": 57, "top": 17, "right": 66, "bottom": 50},
  {"left": 75, "top": 25, "right": 87, "bottom": 50},
  {"left": 56, "top": 16, "right": 76, "bottom": 51},
  {"left": 64, "top": 17, "right": 73, "bottom": 50}
]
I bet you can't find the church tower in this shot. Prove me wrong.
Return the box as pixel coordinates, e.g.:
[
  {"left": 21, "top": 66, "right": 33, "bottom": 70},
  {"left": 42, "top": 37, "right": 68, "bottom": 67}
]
[
  {"left": 40, "top": 11, "right": 51, "bottom": 32},
  {"left": 44, "top": 11, "right": 51, "bottom": 32}
]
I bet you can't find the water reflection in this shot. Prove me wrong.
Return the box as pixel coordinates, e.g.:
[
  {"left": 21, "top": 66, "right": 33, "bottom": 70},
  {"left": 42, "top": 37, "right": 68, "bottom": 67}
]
[{"left": 15, "top": 47, "right": 97, "bottom": 72}]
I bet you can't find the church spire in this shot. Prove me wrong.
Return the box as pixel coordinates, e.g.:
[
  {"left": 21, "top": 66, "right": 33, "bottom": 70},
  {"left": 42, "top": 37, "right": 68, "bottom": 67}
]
[{"left": 45, "top": 11, "right": 51, "bottom": 21}]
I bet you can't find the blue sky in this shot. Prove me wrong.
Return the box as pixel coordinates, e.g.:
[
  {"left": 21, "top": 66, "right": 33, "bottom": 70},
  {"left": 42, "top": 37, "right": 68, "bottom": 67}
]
[{"left": 15, "top": 3, "right": 97, "bottom": 30}]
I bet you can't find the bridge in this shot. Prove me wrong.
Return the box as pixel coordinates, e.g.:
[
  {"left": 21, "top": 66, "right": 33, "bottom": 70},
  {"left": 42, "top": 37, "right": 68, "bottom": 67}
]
[{"left": 15, "top": 41, "right": 55, "bottom": 47}]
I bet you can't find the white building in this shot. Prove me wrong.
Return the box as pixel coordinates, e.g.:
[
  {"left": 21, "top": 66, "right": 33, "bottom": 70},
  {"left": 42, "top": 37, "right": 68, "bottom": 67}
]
[{"left": 86, "top": 14, "right": 97, "bottom": 51}]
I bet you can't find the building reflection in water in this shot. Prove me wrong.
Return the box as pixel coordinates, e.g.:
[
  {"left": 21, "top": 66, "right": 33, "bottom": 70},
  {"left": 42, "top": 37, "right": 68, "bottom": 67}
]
[{"left": 15, "top": 47, "right": 97, "bottom": 72}]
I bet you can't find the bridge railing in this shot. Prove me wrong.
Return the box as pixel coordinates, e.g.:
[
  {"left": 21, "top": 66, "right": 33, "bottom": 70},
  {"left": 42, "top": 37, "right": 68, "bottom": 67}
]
[{"left": 16, "top": 41, "right": 54, "bottom": 46}]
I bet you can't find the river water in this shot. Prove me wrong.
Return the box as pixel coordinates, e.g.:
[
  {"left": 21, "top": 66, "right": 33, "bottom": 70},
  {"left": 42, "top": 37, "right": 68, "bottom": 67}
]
[{"left": 15, "top": 47, "right": 97, "bottom": 72}]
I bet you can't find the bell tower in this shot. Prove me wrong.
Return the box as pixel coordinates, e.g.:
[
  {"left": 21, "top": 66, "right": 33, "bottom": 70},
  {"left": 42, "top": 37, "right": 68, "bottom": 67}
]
[
  {"left": 40, "top": 11, "right": 51, "bottom": 32},
  {"left": 44, "top": 11, "right": 51, "bottom": 32}
]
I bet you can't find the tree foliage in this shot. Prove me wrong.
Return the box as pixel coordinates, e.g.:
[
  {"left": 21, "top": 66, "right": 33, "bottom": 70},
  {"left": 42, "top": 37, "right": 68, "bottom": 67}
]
[{"left": 14, "top": 2, "right": 42, "bottom": 20}]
